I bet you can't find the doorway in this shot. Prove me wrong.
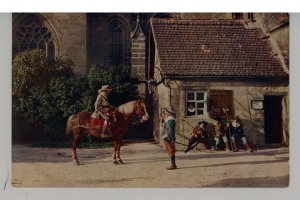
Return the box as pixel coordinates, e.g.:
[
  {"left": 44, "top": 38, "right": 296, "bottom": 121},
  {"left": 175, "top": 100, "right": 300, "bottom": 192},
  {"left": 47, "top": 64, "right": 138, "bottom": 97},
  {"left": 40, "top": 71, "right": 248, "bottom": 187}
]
[{"left": 264, "top": 95, "right": 283, "bottom": 144}]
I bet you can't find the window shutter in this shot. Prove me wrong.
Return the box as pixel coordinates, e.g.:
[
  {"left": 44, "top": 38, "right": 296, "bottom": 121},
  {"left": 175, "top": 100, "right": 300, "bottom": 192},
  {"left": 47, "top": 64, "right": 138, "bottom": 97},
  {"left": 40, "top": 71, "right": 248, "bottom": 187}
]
[{"left": 209, "top": 90, "right": 233, "bottom": 119}]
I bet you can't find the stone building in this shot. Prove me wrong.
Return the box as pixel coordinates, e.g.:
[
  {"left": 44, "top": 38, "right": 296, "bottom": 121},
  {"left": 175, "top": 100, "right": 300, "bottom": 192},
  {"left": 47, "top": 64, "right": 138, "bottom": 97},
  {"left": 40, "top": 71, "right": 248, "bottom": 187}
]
[
  {"left": 149, "top": 17, "right": 289, "bottom": 149},
  {"left": 12, "top": 13, "right": 289, "bottom": 145}
]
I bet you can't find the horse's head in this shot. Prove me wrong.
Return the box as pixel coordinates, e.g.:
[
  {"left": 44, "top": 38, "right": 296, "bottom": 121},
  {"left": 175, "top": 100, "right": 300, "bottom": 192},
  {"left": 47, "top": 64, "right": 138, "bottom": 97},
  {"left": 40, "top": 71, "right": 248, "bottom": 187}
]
[{"left": 134, "top": 100, "right": 149, "bottom": 122}]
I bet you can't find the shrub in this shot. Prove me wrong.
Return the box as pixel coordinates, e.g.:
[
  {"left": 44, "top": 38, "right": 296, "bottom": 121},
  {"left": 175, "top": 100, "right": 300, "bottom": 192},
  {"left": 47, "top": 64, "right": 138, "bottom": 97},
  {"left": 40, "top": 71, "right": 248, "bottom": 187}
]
[
  {"left": 12, "top": 49, "right": 76, "bottom": 142},
  {"left": 12, "top": 49, "right": 73, "bottom": 97},
  {"left": 87, "top": 65, "right": 139, "bottom": 107},
  {"left": 12, "top": 50, "right": 140, "bottom": 145}
]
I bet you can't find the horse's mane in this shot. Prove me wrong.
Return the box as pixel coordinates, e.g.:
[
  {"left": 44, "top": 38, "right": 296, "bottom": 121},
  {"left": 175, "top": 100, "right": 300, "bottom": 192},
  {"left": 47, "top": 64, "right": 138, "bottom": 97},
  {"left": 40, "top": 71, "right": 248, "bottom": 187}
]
[{"left": 117, "top": 100, "right": 140, "bottom": 115}]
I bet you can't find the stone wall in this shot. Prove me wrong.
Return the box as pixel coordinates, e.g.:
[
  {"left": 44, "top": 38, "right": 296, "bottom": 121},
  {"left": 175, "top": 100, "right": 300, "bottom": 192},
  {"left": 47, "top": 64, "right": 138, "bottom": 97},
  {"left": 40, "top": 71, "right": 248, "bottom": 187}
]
[
  {"left": 154, "top": 80, "right": 288, "bottom": 150},
  {"left": 131, "top": 23, "right": 147, "bottom": 97},
  {"left": 42, "top": 13, "right": 87, "bottom": 74},
  {"left": 86, "top": 13, "right": 132, "bottom": 69}
]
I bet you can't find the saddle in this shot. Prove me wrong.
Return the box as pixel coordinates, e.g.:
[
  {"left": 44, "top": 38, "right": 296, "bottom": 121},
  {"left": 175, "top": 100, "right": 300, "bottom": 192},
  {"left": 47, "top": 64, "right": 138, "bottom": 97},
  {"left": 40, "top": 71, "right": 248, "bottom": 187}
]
[
  {"left": 90, "top": 111, "right": 116, "bottom": 129},
  {"left": 91, "top": 118, "right": 105, "bottom": 128}
]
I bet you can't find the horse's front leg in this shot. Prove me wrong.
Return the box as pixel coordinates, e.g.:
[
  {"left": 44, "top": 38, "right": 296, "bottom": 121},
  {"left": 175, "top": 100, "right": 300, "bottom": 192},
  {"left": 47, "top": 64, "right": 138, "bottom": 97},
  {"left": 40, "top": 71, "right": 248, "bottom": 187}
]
[
  {"left": 116, "top": 139, "right": 124, "bottom": 164},
  {"left": 112, "top": 139, "right": 119, "bottom": 165}
]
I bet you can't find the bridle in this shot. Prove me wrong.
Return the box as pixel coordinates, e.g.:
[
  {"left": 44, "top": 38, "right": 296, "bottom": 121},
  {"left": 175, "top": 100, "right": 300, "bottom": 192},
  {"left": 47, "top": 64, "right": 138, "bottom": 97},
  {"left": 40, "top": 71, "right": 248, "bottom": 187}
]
[{"left": 134, "top": 100, "right": 149, "bottom": 121}]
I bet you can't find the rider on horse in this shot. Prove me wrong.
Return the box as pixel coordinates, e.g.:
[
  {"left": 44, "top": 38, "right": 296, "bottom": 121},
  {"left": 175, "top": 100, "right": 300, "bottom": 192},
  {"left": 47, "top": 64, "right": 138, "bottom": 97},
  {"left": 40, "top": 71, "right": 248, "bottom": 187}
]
[{"left": 91, "top": 85, "right": 115, "bottom": 134}]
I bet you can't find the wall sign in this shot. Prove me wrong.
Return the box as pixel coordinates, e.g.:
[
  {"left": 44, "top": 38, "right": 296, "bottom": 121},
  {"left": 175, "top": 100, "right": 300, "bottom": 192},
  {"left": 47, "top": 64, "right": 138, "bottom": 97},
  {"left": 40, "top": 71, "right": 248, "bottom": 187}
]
[{"left": 251, "top": 100, "right": 264, "bottom": 110}]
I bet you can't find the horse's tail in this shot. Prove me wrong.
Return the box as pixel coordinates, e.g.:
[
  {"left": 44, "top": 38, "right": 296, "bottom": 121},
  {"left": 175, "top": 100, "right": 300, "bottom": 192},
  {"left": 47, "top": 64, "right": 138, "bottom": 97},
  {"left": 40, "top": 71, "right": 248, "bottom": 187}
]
[{"left": 66, "top": 115, "right": 74, "bottom": 135}]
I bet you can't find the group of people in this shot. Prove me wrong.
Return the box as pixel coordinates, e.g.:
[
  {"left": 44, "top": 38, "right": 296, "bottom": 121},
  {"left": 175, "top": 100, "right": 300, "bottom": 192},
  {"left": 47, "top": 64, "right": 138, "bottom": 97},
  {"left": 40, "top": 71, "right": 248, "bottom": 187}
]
[
  {"left": 183, "top": 116, "right": 252, "bottom": 153},
  {"left": 159, "top": 107, "right": 253, "bottom": 170},
  {"left": 91, "top": 85, "right": 252, "bottom": 171}
]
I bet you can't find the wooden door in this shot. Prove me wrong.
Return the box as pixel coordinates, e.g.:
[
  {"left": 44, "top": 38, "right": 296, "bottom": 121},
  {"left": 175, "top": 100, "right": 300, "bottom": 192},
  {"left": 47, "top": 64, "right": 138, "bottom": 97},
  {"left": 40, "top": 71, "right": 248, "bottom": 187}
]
[{"left": 264, "top": 95, "right": 283, "bottom": 143}]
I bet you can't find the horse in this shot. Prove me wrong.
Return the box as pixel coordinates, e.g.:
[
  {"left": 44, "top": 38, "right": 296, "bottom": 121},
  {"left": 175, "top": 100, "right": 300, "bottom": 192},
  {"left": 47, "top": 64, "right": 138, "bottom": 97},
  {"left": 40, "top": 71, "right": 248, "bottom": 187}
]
[{"left": 66, "top": 99, "right": 149, "bottom": 165}]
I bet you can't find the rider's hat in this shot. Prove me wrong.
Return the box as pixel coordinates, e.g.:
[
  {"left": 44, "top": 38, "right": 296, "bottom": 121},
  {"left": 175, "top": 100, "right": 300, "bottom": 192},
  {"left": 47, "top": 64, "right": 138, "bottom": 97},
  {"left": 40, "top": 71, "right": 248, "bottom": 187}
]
[{"left": 98, "top": 85, "right": 113, "bottom": 93}]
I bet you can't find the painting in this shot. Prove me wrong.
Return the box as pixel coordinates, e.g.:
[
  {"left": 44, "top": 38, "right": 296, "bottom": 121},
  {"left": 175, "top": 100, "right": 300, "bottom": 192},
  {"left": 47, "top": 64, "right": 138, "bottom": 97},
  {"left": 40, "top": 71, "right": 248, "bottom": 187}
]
[{"left": 7, "top": 12, "right": 290, "bottom": 190}]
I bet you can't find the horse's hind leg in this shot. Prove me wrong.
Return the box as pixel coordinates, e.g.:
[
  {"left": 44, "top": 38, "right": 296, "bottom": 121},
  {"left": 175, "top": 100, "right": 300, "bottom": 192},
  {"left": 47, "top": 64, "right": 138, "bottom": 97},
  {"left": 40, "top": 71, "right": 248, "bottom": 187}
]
[
  {"left": 112, "top": 139, "right": 119, "bottom": 165},
  {"left": 116, "top": 140, "right": 124, "bottom": 164},
  {"left": 72, "top": 130, "right": 80, "bottom": 165},
  {"left": 113, "top": 138, "right": 123, "bottom": 164}
]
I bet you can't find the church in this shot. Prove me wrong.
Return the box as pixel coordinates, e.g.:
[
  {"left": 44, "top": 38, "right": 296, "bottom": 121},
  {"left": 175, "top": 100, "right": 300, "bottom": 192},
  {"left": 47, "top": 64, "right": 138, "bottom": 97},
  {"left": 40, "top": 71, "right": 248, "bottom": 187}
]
[{"left": 12, "top": 13, "right": 289, "bottom": 148}]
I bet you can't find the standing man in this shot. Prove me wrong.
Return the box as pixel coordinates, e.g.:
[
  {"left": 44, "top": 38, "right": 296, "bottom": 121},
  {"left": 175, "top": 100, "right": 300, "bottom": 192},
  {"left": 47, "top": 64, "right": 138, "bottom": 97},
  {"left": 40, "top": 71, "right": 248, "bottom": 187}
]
[
  {"left": 161, "top": 107, "right": 177, "bottom": 170},
  {"left": 91, "top": 85, "right": 115, "bottom": 134}
]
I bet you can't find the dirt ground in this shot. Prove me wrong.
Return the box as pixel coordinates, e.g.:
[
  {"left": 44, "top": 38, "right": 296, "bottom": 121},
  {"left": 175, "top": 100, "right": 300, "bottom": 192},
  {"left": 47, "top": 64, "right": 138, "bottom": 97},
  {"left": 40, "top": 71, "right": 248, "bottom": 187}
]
[{"left": 11, "top": 141, "right": 289, "bottom": 188}]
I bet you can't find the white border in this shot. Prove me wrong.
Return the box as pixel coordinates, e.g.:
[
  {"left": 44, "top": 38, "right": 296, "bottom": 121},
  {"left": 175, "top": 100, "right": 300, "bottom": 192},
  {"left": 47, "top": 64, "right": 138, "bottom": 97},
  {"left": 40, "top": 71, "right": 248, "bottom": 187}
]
[{"left": 1, "top": 12, "right": 300, "bottom": 200}]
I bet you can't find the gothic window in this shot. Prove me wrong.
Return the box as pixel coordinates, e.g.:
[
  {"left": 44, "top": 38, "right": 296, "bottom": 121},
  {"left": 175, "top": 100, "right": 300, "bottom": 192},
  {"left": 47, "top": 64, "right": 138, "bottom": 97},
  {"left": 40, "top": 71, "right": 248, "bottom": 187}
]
[
  {"left": 105, "top": 19, "right": 130, "bottom": 67},
  {"left": 13, "top": 14, "right": 56, "bottom": 59}
]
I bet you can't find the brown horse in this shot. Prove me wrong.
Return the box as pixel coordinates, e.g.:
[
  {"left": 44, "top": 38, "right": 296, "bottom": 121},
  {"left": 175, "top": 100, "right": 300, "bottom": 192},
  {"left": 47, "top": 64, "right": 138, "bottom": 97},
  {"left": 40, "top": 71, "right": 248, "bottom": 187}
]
[{"left": 66, "top": 99, "right": 149, "bottom": 165}]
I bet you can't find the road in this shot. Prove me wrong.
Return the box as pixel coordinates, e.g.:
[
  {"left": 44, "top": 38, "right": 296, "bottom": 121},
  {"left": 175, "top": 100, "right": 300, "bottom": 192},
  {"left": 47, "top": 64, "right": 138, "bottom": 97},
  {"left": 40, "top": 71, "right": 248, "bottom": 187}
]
[{"left": 12, "top": 141, "right": 289, "bottom": 187}]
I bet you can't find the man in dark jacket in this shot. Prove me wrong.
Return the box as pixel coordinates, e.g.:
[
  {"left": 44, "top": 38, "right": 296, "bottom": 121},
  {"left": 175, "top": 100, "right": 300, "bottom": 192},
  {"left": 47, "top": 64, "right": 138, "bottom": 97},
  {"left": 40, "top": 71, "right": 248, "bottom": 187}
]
[{"left": 229, "top": 116, "right": 252, "bottom": 152}]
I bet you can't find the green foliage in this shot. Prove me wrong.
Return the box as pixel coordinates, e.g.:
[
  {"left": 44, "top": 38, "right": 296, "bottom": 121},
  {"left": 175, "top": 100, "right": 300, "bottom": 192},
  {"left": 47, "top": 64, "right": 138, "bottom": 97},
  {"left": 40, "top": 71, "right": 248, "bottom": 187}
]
[
  {"left": 12, "top": 49, "right": 73, "bottom": 97},
  {"left": 12, "top": 50, "right": 78, "bottom": 142},
  {"left": 12, "top": 50, "right": 140, "bottom": 145},
  {"left": 87, "top": 65, "right": 139, "bottom": 107}
]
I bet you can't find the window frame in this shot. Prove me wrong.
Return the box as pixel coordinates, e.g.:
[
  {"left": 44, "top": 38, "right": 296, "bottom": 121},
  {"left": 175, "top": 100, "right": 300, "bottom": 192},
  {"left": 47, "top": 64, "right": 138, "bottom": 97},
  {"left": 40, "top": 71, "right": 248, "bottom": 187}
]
[{"left": 185, "top": 90, "right": 207, "bottom": 117}]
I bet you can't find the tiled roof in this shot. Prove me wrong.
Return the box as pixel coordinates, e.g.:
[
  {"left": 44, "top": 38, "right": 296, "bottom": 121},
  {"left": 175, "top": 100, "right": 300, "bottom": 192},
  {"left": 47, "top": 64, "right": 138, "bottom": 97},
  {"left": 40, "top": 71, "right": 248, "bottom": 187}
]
[{"left": 150, "top": 18, "right": 288, "bottom": 78}]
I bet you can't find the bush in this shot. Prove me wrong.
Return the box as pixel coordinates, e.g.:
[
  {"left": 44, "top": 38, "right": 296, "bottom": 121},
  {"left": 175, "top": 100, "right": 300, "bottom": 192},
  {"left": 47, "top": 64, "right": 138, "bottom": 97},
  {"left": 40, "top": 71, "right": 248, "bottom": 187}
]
[
  {"left": 12, "top": 50, "right": 140, "bottom": 145},
  {"left": 12, "top": 50, "right": 76, "bottom": 142},
  {"left": 87, "top": 65, "right": 139, "bottom": 107},
  {"left": 12, "top": 49, "right": 73, "bottom": 97}
]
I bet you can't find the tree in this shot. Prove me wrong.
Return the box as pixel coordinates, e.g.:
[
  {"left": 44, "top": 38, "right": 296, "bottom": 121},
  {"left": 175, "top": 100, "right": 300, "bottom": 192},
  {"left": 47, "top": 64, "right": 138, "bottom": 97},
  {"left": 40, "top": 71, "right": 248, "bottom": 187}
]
[
  {"left": 12, "top": 49, "right": 75, "bottom": 142},
  {"left": 12, "top": 50, "right": 140, "bottom": 144}
]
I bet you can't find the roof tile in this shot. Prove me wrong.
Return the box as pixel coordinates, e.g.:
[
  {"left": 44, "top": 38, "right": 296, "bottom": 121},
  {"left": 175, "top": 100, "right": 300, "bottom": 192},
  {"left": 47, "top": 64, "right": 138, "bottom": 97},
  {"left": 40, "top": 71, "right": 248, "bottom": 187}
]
[{"left": 150, "top": 18, "right": 288, "bottom": 78}]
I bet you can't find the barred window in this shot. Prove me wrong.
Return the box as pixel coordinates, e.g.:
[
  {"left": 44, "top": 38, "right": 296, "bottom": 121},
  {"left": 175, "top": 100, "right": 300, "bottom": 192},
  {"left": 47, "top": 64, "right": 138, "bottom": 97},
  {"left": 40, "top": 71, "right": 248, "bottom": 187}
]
[
  {"left": 13, "top": 14, "right": 55, "bottom": 59},
  {"left": 186, "top": 91, "right": 207, "bottom": 117}
]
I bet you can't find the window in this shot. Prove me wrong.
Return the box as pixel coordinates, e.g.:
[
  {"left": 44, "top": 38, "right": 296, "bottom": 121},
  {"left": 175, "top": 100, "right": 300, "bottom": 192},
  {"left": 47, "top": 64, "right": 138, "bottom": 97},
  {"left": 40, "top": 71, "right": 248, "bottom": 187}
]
[
  {"left": 186, "top": 91, "right": 207, "bottom": 117},
  {"left": 105, "top": 19, "right": 130, "bottom": 67},
  {"left": 13, "top": 14, "right": 56, "bottom": 59},
  {"left": 248, "top": 13, "right": 255, "bottom": 21}
]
